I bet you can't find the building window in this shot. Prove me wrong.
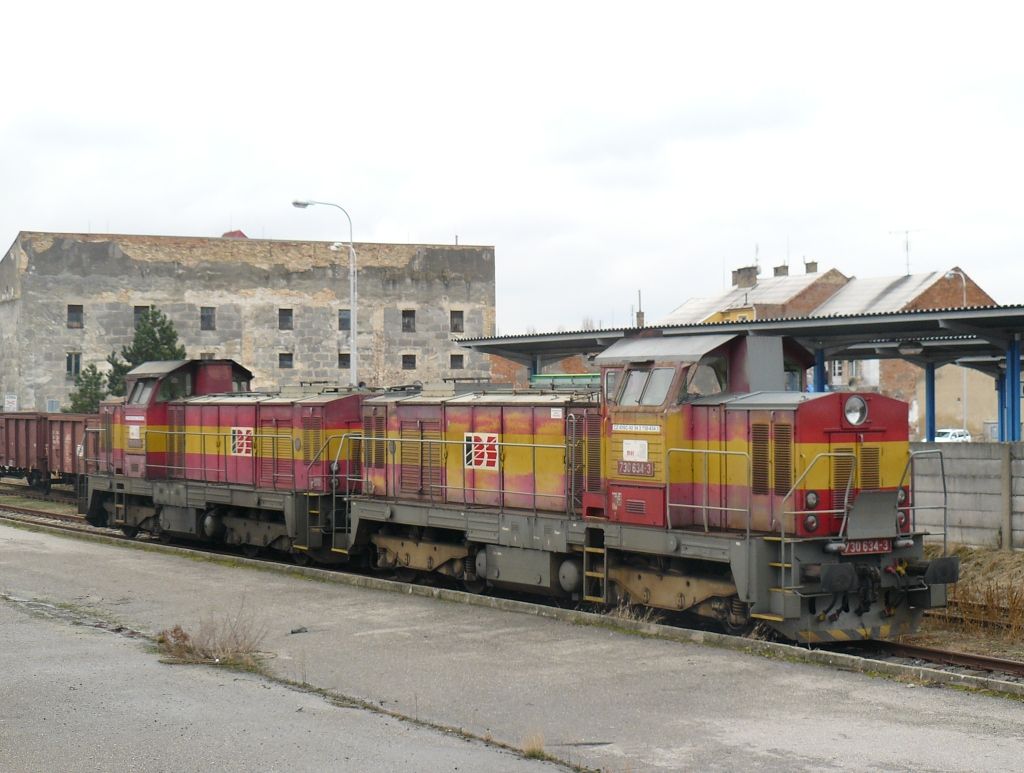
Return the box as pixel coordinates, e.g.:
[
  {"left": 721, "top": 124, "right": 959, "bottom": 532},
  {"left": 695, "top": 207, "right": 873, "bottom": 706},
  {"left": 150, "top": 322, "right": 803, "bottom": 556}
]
[
  {"left": 134, "top": 305, "right": 152, "bottom": 329},
  {"left": 402, "top": 309, "right": 416, "bottom": 333},
  {"left": 450, "top": 310, "right": 464, "bottom": 333},
  {"left": 279, "top": 308, "right": 293, "bottom": 330},
  {"left": 200, "top": 352, "right": 215, "bottom": 360},
  {"left": 338, "top": 352, "right": 351, "bottom": 369},
  {"left": 279, "top": 352, "right": 294, "bottom": 369},
  {"left": 338, "top": 308, "right": 351, "bottom": 332},
  {"left": 67, "top": 304, "right": 84, "bottom": 329},
  {"left": 66, "top": 352, "right": 81, "bottom": 379},
  {"left": 450, "top": 354, "right": 464, "bottom": 369},
  {"left": 402, "top": 354, "right": 416, "bottom": 370},
  {"left": 200, "top": 306, "right": 216, "bottom": 331},
  {"left": 830, "top": 360, "right": 845, "bottom": 379},
  {"left": 46, "top": 399, "right": 60, "bottom": 413}
]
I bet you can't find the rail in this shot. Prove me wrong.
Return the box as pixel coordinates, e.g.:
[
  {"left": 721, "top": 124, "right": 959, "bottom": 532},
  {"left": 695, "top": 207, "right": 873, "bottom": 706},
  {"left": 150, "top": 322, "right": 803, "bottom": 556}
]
[
  {"left": 664, "top": 447, "right": 752, "bottom": 533},
  {"left": 897, "top": 448, "right": 949, "bottom": 553}
]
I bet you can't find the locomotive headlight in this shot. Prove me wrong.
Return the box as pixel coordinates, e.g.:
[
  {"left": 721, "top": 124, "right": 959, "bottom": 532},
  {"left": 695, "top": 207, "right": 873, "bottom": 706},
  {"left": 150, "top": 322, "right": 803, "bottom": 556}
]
[
  {"left": 844, "top": 395, "right": 868, "bottom": 425},
  {"left": 805, "top": 490, "right": 820, "bottom": 509},
  {"left": 803, "top": 514, "right": 819, "bottom": 533},
  {"left": 897, "top": 487, "right": 908, "bottom": 504}
]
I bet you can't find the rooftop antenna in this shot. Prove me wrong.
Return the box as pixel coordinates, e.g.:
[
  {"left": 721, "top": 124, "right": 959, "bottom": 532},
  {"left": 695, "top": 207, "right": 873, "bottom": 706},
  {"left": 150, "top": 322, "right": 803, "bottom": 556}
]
[{"left": 889, "top": 229, "right": 920, "bottom": 275}]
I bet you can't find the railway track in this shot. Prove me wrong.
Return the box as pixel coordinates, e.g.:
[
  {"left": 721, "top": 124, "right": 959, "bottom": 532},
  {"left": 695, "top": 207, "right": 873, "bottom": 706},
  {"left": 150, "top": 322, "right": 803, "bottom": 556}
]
[
  {"left": 4, "top": 500, "right": 1024, "bottom": 687},
  {"left": 0, "top": 479, "right": 79, "bottom": 506}
]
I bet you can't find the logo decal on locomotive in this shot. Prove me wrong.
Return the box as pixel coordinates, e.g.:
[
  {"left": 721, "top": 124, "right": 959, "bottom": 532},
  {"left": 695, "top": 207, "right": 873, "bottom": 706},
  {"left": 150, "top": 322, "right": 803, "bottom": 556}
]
[
  {"left": 230, "top": 427, "right": 254, "bottom": 456},
  {"left": 464, "top": 433, "right": 499, "bottom": 469}
]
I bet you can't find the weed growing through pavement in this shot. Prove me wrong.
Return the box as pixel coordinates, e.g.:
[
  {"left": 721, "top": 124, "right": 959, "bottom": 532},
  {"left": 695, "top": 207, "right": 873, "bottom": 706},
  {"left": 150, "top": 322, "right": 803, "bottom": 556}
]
[
  {"left": 605, "top": 597, "right": 665, "bottom": 626},
  {"left": 157, "top": 602, "right": 267, "bottom": 670},
  {"left": 521, "top": 732, "right": 551, "bottom": 760}
]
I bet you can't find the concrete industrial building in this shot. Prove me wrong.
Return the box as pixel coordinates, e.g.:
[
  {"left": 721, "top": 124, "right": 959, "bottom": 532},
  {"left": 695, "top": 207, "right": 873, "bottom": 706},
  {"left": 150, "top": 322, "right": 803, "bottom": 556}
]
[{"left": 0, "top": 231, "right": 495, "bottom": 411}]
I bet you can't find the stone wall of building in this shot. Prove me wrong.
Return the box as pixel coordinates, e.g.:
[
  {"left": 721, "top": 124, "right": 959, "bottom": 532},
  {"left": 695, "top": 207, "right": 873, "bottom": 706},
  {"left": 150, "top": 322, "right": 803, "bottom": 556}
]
[{"left": 0, "top": 232, "right": 495, "bottom": 410}]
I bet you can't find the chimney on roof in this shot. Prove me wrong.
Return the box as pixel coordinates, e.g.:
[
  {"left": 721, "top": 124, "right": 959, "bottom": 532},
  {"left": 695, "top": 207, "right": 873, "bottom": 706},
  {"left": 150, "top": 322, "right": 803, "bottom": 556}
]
[
  {"left": 804, "top": 259, "right": 818, "bottom": 274},
  {"left": 773, "top": 264, "right": 789, "bottom": 277},
  {"left": 732, "top": 265, "right": 759, "bottom": 288}
]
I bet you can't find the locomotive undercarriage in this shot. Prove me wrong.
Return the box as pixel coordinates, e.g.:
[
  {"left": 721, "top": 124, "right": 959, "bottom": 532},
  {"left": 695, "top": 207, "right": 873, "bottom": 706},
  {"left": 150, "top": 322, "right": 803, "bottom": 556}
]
[
  {"left": 83, "top": 475, "right": 344, "bottom": 563},
  {"left": 347, "top": 498, "right": 957, "bottom": 642}
]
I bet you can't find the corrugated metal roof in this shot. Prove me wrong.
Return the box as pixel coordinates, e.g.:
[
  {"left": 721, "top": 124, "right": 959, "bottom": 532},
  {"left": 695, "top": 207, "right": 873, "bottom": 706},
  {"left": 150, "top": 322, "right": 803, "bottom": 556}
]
[
  {"left": 658, "top": 271, "right": 828, "bottom": 325},
  {"left": 595, "top": 333, "right": 735, "bottom": 364},
  {"left": 126, "top": 360, "right": 190, "bottom": 378},
  {"left": 812, "top": 272, "right": 945, "bottom": 316}
]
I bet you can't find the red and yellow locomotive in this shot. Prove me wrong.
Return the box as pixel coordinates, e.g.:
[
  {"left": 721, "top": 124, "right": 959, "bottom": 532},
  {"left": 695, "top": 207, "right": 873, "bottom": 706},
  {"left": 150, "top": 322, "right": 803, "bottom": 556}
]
[{"left": 80, "top": 333, "right": 957, "bottom": 643}]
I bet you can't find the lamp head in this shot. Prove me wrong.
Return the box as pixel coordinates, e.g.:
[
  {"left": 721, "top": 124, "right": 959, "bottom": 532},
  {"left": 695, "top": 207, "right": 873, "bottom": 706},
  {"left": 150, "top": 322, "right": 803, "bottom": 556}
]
[{"left": 292, "top": 200, "right": 312, "bottom": 209}]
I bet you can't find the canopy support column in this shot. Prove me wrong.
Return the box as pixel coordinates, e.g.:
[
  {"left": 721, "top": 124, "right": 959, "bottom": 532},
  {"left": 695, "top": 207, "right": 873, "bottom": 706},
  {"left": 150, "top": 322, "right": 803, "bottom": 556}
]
[
  {"left": 813, "top": 350, "right": 826, "bottom": 393},
  {"left": 924, "top": 362, "right": 936, "bottom": 442}
]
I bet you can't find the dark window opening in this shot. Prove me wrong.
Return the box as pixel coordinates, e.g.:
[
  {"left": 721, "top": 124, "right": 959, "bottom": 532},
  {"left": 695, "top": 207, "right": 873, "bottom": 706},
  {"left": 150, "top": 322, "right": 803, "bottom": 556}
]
[
  {"left": 338, "top": 352, "right": 351, "bottom": 369},
  {"left": 65, "top": 352, "right": 81, "bottom": 379},
  {"left": 450, "top": 354, "right": 464, "bottom": 369},
  {"left": 67, "top": 304, "right": 83, "bottom": 329},
  {"left": 338, "top": 309, "right": 351, "bottom": 331},
  {"left": 279, "top": 352, "right": 294, "bottom": 369},
  {"left": 134, "top": 305, "right": 152, "bottom": 330},
  {"left": 402, "top": 309, "right": 416, "bottom": 333},
  {"left": 200, "top": 352, "right": 215, "bottom": 360},
  {"left": 402, "top": 354, "right": 416, "bottom": 370},
  {"left": 200, "top": 306, "right": 216, "bottom": 331},
  {"left": 450, "top": 310, "right": 464, "bottom": 333},
  {"left": 279, "top": 308, "right": 293, "bottom": 330}
]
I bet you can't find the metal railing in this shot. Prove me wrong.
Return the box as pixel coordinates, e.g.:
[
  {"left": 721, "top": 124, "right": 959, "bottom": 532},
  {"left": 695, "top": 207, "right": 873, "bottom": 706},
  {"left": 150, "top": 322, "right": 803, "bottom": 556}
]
[
  {"left": 665, "top": 447, "right": 753, "bottom": 533},
  {"left": 896, "top": 448, "right": 948, "bottom": 553},
  {"left": 359, "top": 433, "right": 574, "bottom": 515},
  {"left": 142, "top": 428, "right": 297, "bottom": 487},
  {"left": 779, "top": 451, "right": 857, "bottom": 538}
]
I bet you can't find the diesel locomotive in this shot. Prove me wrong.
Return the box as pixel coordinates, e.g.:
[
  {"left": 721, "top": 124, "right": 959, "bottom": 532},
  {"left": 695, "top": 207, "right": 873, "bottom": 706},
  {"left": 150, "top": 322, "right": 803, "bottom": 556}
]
[{"left": 74, "top": 331, "right": 958, "bottom": 644}]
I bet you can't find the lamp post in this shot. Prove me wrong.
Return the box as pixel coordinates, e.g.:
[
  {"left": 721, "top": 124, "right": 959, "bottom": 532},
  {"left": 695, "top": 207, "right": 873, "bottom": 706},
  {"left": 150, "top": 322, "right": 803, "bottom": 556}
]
[
  {"left": 945, "top": 269, "right": 968, "bottom": 433},
  {"left": 293, "top": 200, "right": 358, "bottom": 387}
]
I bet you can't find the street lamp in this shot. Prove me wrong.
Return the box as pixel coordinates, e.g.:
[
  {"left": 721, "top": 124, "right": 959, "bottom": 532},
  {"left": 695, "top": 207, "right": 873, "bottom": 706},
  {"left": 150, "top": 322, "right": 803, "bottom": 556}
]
[
  {"left": 293, "top": 200, "right": 358, "bottom": 387},
  {"left": 945, "top": 269, "right": 968, "bottom": 433}
]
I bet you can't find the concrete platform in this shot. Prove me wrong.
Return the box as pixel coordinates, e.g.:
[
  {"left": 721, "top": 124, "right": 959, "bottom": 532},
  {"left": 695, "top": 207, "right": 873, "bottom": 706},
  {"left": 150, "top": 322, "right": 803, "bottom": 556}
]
[{"left": 2, "top": 522, "right": 1023, "bottom": 772}]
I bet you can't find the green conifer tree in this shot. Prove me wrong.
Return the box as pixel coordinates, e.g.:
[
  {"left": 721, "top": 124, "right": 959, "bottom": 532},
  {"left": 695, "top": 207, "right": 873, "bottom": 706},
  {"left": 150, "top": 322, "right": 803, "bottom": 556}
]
[
  {"left": 106, "top": 308, "right": 187, "bottom": 396},
  {"left": 64, "top": 364, "right": 108, "bottom": 413}
]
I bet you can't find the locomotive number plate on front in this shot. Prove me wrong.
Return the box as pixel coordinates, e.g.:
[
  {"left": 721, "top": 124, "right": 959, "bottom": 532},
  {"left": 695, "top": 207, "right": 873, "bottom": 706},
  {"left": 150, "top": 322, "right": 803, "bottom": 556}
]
[
  {"left": 841, "top": 538, "right": 892, "bottom": 555},
  {"left": 617, "top": 460, "right": 654, "bottom": 477}
]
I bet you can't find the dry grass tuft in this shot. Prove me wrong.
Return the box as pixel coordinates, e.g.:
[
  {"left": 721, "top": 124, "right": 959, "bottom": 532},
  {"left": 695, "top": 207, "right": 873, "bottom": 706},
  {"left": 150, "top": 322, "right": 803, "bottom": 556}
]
[
  {"left": 157, "top": 604, "right": 267, "bottom": 669},
  {"left": 606, "top": 597, "right": 665, "bottom": 626},
  {"left": 521, "top": 732, "right": 548, "bottom": 760}
]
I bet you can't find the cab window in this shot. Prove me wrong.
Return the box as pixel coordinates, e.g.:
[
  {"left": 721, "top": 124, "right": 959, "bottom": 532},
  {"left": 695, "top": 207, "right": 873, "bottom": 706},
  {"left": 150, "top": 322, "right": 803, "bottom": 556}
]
[
  {"left": 603, "top": 368, "right": 622, "bottom": 404},
  {"left": 640, "top": 368, "right": 675, "bottom": 406},
  {"left": 157, "top": 372, "right": 192, "bottom": 402},
  {"left": 680, "top": 356, "right": 727, "bottom": 401},
  {"left": 619, "top": 367, "right": 676, "bottom": 407},
  {"left": 128, "top": 379, "right": 156, "bottom": 405}
]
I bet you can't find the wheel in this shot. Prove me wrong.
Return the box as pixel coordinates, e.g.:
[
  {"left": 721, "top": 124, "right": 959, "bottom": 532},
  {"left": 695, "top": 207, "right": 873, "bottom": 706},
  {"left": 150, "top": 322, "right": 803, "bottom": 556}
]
[
  {"left": 292, "top": 551, "right": 312, "bottom": 566},
  {"left": 119, "top": 526, "right": 139, "bottom": 539},
  {"left": 158, "top": 532, "right": 173, "bottom": 545},
  {"left": 461, "top": 577, "right": 487, "bottom": 594},
  {"left": 242, "top": 545, "right": 261, "bottom": 559}
]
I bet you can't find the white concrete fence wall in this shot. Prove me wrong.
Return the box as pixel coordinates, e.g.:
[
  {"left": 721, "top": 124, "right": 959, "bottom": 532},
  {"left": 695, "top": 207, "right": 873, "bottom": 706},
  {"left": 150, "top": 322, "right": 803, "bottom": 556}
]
[{"left": 909, "top": 442, "right": 1021, "bottom": 549}]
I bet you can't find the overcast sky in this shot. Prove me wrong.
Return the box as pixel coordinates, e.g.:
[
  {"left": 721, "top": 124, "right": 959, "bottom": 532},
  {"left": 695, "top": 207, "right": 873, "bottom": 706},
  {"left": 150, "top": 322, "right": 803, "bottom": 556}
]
[{"left": 4, "top": 2, "right": 1022, "bottom": 334}]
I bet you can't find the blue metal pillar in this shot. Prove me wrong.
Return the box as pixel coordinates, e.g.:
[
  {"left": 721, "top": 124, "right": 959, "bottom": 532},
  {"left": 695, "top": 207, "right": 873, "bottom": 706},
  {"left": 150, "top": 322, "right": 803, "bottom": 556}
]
[
  {"left": 813, "top": 350, "right": 826, "bottom": 393},
  {"left": 1008, "top": 338, "right": 1021, "bottom": 441},
  {"left": 997, "top": 375, "right": 1007, "bottom": 442},
  {"left": 530, "top": 355, "right": 541, "bottom": 380},
  {"left": 924, "top": 362, "right": 936, "bottom": 442}
]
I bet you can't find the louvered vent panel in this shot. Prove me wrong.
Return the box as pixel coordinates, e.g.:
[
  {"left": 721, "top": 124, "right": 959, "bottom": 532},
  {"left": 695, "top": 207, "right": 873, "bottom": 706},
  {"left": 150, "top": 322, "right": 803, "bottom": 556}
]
[
  {"left": 399, "top": 421, "right": 422, "bottom": 493},
  {"left": 751, "top": 423, "right": 770, "bottom": 495},
  {"left": 585, "top": 413, "right": 602, "bottom": 493},
  {"left": 399, "top": 421, "right": 442, "bottom": 494},
  {"left": 773, "top": 424, "right": 793, "bottom": 496},
  {"left": 832, "top": 447, "right": 855, "bottom": 506},
  {"left": 302, "top": 416, "right": 322, "bottom": 464},
  {"left": 860, "top": 447, "right": 880, "bottom": 490},
  {"left": 625, "top": 499, "right": 647, "bottom": 514},
  {"left": 363, "top": 413, "right": 386, "bottom": 468}
]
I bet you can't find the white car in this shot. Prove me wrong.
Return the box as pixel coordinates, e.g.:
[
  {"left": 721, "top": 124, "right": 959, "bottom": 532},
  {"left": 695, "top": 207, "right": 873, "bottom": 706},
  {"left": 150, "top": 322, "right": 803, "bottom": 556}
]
[{"left": 935, "top": 428, "right": 972, "bottom": 442}]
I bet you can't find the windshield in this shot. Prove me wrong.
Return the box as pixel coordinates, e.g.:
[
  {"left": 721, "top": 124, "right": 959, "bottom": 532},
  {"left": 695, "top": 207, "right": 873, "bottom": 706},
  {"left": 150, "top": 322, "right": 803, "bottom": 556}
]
[{"left": 128, "top": 379, "right": 156, "bottom": 405}]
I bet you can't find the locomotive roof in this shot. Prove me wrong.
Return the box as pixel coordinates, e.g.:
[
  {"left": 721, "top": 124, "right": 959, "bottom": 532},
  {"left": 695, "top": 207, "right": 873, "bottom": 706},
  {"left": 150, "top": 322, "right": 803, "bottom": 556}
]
[
  {"left": 363, "top": 390, "right": 599, "bottom": 406},
  {"left": 126, "top": 359, "right": 254, "bottom": 379},
  {"left": 688, "top": 391, "right": 825, "bottom": 410},
  {"left": 594, "top": 333, "right": 734, "bottom": 364}
]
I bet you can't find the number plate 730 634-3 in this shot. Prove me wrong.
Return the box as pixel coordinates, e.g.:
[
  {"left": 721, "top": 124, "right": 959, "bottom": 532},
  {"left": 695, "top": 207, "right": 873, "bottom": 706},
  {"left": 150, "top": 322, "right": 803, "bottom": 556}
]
[{"left": 840, "top": 538, "right": 892, "bottom": 555}]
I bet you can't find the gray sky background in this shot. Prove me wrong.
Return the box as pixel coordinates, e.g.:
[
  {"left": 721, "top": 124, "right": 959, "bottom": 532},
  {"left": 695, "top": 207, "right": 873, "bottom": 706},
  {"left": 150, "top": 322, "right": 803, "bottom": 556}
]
[{"left": 3, "top": 1, "right": 1022, "bottom": 334}]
